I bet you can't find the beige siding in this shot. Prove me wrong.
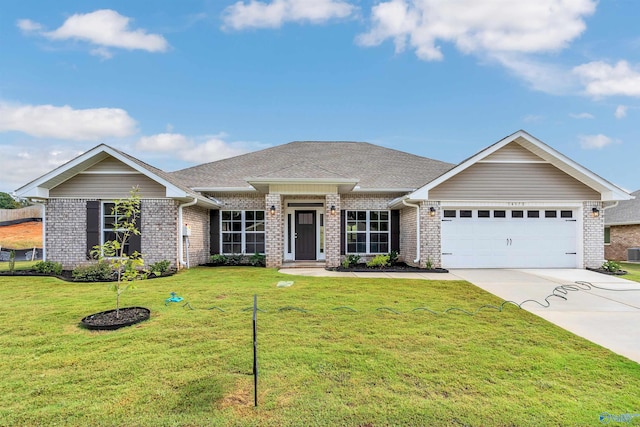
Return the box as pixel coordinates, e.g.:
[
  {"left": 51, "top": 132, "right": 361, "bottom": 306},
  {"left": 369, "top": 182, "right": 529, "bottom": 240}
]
[
  {"left": 430, "top": 163, "right": 600, "bottom": 200},
  {"left": 482, "top": 142, "right": 545, "bottom": 162},
  {"left": 84, "top": 157, "right": 138, "bottom": 173},
  {"left": 50, "top": 174, "right": 166, "bottom": 198}
]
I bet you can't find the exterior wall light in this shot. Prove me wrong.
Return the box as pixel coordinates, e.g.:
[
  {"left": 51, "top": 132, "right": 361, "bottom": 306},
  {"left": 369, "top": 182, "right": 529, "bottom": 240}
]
[
  {"left": 270, "top": 205, "right": 276, "bottom": 215},
  {"left": 330, "top": 205, "right": 336, "bottom": 215},
  {"left": 591, "top": 207, "right": 600, "bottom": 218},
  {"left": 429, "top": 207, "right": 436, "bottom": 217}
]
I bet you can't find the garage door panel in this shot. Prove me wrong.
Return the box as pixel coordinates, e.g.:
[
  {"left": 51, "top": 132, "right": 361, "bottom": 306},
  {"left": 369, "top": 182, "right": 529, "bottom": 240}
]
[{"left": 441, "top": 209, "right": 578, "bottom": 269}]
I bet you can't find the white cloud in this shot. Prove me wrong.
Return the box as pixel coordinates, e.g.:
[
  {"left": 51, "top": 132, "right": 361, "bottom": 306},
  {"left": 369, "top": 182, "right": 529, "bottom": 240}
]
[
  {"left": 578, "top": 134, "right": 616, "bottom": 150},
  {"left": 136, "top": 133, "right": 267, "bottom": 163},
  {"left": 569, "top": 112, "right": 594, "bottom": 119},
  {"left": 522, "top": 114, "right": 543, "bottom": 123},
  {"left": 0, "top": 145, "right": 84, "bottom": 193},
  {"left": 615, "top": 105, "right": 628, "bottom": 119},
  {"left": 573, "top": 60, "right": 640, "bottom": 97},
  {"left": 223, "top": 0, "right": 355, "bottom": 30},
  {"left": 16, "top": 19, "right": 43, "bottom": 33},
  {"left": 18, "top": 9, "right": 168, "bottom": 56},
  {"left": 0, "top": 102, "right": 137, "bottom": 140},
  {"left": 357, "top": 0, "right": 596, "bottom": 61}
]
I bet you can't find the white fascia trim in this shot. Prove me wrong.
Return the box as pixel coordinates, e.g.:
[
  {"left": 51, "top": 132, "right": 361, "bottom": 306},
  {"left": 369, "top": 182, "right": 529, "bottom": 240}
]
[
  {"left": 605, "top": 221, "right": 640, "bottom": 227},
  {"left": 439, "top": 201, "right": 584, "bottom": 208},
  {"left": 192, "top": 187, "right": 257, "bottom": 192},
  {"left": 409, "top": 130, "right": 632, "bottom": 202},
  {"left": 245, "top": 177, "right": 359, "bottom": 185},
  {"left": 353, "top": 187, "right": 415, "bottom": 193}
]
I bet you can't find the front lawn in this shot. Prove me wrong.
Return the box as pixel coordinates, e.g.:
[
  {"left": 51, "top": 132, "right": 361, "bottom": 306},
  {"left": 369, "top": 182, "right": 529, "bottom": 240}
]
[
  {"left": 1, "top": 267, "right": 639, "bottom": 426},
  {"left": 620, "top": 262, "right": 640, "bottom": 283}
]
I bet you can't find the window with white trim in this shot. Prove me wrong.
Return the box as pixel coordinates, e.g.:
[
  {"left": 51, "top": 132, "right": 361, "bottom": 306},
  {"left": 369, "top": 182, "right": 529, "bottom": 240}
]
[
  {"left": 102, "top": 202, "right": 131, "bottom": 255},
  {"left": 221, "top": 210, "right": 265, "bottom": 254},
  {"left": 346, "top": 210, "right": 390, "bottom": 254}
]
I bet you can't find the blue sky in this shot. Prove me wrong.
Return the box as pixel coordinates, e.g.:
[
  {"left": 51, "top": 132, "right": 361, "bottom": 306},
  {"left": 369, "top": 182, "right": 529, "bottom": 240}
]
[{"left": 1, "top": 0, "right": 639, "bottom": 194}]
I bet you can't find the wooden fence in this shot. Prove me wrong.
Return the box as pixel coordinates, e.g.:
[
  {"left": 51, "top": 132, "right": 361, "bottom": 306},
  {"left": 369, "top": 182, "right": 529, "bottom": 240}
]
[{"left": 0, "top": 205, "right": 43, "bottom": 222}]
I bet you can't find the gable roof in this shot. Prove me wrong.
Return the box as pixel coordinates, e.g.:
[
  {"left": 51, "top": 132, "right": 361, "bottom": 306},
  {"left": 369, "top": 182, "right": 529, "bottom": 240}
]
[
  {"left": 170, "top": 141, "right": 454, "bottom": 192},
  {"left": 408, "top": 130, "right": 632, "bottom": 202},
  {"left": 15, "top": 144, "right": 221, "bottom": 208},
  {"left": 605, "top": 190, "right": 640, "bottom": 226}
]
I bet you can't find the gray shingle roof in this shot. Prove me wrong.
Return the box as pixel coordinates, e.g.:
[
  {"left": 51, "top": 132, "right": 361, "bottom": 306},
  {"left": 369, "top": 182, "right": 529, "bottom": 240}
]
[
  {"left": 170, "top": 141, "right": 454, "bottom": 190},
  {"left": 605, "top": 190, "right": 640, "bottom": 225}
]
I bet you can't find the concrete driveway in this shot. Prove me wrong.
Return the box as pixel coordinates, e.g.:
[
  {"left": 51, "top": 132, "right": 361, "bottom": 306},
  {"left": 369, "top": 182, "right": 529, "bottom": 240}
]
[{"left": 450, "top": 269, "right": 640, "bottom": 364}]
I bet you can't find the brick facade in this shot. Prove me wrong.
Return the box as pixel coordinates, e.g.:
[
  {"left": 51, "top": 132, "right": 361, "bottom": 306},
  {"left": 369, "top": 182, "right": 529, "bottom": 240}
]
[
  {"left": 400, "top": 205, "right": 417, "bottom": 265},
  {"left": 46, "top": 199, "right": 90, "bottom": 269},
  {"left": 605, "top": 224, "right": 640, "bottom": 261},
  {"left": 583, "top": 201, "right": 604, "bottom": 268},
  {"left": 421, "top": 201, "right": 441, "bottom": 268},
  {"left": 141, "top": 199, "right": 178, "bottom": 268},
  {"left": 181, "top": 204, "right": 210, "bottom": 267},
  {"left": 325, "top": 194, "right": 341, "bottom": 267},
  {"left": 265, "top": 193, "right": 283, "bottom": 268}
]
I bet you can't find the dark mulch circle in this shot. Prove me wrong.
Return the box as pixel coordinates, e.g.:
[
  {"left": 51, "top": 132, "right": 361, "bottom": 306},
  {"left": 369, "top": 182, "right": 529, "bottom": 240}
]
[{"left": 81, "top": 306, "right": 150, "bottom": 330}]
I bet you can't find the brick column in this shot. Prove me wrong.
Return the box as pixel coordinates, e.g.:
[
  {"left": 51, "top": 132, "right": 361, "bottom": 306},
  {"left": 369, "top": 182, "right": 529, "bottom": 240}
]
[
  {"left": 583, "top": 201, "right": 604, "bottom": 268},
  {"left": 325, "top": 194, "right": 341, "bottom": 267},
  {"left": 420, "top": 201, "right": 441, "bottom": 268},
  {"left": 265, "top": 193, "right": 283, "bottom": 268}
]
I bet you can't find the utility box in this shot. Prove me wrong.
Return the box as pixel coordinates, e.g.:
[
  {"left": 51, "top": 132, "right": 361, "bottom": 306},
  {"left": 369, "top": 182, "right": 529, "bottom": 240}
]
[
  {"left": 628, "top": 248, "right": 640, "bottom": 262},
  {"left": 182, "top": 224, "right": 192, "bottom": 237}
]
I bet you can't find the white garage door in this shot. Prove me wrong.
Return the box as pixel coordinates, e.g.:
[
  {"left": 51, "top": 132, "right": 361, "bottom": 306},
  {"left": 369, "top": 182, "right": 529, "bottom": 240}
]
[{"left": 441, "top": 208, "right": 578, "bottom": 269}]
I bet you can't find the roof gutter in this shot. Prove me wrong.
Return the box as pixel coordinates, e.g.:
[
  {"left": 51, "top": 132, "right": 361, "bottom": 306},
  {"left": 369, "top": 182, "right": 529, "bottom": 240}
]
[
  {"left": 178, "top": 197, "right": 197, "bottom": 268},
  {"left": 402, "top": 199, "right": 421, "bottom": 264}
]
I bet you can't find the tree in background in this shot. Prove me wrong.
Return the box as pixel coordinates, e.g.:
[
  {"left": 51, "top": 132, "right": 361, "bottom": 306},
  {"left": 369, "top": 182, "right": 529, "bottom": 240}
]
[{"left": 0, "top": 192, "right": 20, "bottom": 209}]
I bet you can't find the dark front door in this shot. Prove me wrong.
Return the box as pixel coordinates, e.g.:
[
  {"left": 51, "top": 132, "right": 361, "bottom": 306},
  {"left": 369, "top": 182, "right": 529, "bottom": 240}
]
[{"left": 295, "top": 210, "right": 316, "bottom": 260}]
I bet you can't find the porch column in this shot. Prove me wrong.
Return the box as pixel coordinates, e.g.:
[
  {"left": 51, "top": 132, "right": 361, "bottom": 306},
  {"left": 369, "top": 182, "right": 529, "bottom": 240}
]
[
  {"left": 583, "top": 201, "right": 604, "bottom": 268},
  {"left": 325, "top": 194, "right": 341, "bottom": 267},
  {"left": 420, "top": 201, "right": 441, "bottom": 268},
  {"left": 265, "top": 193, "right": 283, "bottom": 268}
]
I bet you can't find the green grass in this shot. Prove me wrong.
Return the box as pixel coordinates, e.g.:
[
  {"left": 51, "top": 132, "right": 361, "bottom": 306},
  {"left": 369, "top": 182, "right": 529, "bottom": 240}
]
[
  {"left": 620, "top": 262, "right": 640, "bottom": 283},
  {"left": 1, "top": 267, "right": 639, "bottom": 426},
  {"left": 0, "top": 260, "right": 37, "bottom": 272}
]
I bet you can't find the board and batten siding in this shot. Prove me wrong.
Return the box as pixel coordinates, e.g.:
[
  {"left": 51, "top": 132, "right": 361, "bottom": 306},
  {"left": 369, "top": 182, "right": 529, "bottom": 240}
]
[
  {"left": 429, "top": 162, "right": 600, "bottom": 200},
  {"left": 49, "top": 173, "right": 167, "bottom": 199}
]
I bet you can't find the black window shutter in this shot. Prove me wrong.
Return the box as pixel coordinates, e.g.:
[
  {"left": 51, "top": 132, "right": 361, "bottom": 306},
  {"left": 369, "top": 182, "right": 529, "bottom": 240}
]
[
  {"left": 391, "top": 210, "right": 400, "bottom": 252},
  {"left": 86, "top": 201, "right": 100, "bottom": 259},
  {"left": 210, "top": 210, "right": 220, "bottom": 255},
  {"left": 340, "top": 210, "right": 346, "bottom": 255},
  {"left": 129, "top": 202, "right": 142, "bottom": 254}
]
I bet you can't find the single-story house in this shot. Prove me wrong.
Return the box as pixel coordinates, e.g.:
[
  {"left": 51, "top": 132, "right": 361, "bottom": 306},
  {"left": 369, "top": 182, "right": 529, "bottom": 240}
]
[
  {"left": 15, "top": 130, "right": 631, "bottom": 270},
  {"left": 604, "top": 189, "right": 640, "bottom": 261}
]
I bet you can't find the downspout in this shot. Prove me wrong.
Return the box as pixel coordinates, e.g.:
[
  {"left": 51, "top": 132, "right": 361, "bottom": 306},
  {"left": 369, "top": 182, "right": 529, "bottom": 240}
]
[
  {"left": 29, "top": 199, "right": 46, "bottom": 262},
  {"left": 178, "top": 198, "right": 197, "bottom": 268},
  {"left": 402, "top": 199, "right": 421, "bottom": 264}
]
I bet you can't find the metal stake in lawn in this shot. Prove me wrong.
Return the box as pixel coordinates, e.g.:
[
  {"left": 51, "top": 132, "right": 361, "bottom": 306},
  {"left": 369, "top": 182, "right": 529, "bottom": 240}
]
[{"left": 253, "top": 294, "right": 258, "bottom": 407}]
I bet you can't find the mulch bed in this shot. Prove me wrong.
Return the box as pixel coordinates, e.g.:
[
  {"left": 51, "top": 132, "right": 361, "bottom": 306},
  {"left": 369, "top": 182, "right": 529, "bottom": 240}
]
[
  {"left": 81, "top": 306, "right": 150, "bottom": 330},
  {"left": 586, "top": 267, "right": 628, "bottom": 276},
  {"left": 0, "top": 270, "right": 175, "bottom": 282},
  {"left": 329, "top": 263, "right": 449, "bottom": 273}
]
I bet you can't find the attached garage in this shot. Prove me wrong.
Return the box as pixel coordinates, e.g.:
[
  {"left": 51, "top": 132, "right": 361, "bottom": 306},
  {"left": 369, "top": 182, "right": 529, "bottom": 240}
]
[{"left": 440, "top": 207, "right": 579, "bottom": 268}]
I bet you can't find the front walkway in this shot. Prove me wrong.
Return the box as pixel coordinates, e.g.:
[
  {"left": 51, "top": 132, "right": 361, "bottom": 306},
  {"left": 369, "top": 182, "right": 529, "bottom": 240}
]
[{"left": 278, "top": 267, "right": 640, "bottom": 364}]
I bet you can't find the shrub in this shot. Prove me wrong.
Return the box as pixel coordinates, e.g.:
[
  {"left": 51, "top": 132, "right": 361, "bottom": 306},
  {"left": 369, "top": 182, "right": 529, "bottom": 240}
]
[
  {"left": 366, "top": 254, "right": 391, "bottom": 268},
  {"left": 249, "top": 253, "right": 266, "bottom": 267},
  {"left": 388, "top": 250, "right": 399, "bottom": 265},
  {"left": 602, "top": 260, "right": 620, "bottom": 273},
  {"left": 342, "top": 254, "right": 360, "bottom": 268},
  {"left": 72, "top": 261, "right": 115, "bottom": 282},
  {"left": 33, "top": 261, "right": 63, "bottom": 276},
  {"left": 209, "top": 254, "right": 228, "bottom": 266},
  {"left": 149, "top": 260, "right": 171, "bottom": 275},
  {"left": 225, "top": 254, "right": 243, "bottom": 266}
]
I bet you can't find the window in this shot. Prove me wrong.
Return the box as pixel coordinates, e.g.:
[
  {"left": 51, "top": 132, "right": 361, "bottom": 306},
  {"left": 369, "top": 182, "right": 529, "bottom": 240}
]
[
  {"left": 102, "top": 202, "right": 132, "bottom": 255},
  {"left": 478, "top": 210, "right": 490, "bottom": 218},
  {"left": 443, "top": 210, "right": 456, "bottom": 218},
  {"left": 527, "top": 210, "right": 540, "bottom": 218},
  {"left": 346, "top": 210, "right": 390, "bottom": 254},
  {"left": 545, "top": 210, "right": 557, "bottom": 218},
  {"left": 494, "top": 210, "right": 506, "bottom": 218},
  {"left": 460, "top": 210, "right": 472, "bottom": 218},
  {"left": 511, "top": 210, "right": 524, "bottom": 218},
  {"left": 604, "top": 226, "right": 611, "bottom": 245},
  {"left": 221, "top": 210, "right": 265, "bottom": 254},
  {"left": 561, "top": 210, "right": 573, "bottom": 218}
]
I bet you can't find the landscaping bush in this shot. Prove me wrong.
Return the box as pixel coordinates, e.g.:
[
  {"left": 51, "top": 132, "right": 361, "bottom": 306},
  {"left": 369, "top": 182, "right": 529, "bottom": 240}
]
[
  {"left": 72, "top": 261, "right": 115, "bottom": 282},
  {"left": 366, "top": 254, "right": 391, "bottom": 268},
  {"left": 33, "top": 260, "right": 63, "bottom": 276},
  {"left": 209, "top": 254, "right": 228, "bottom": 266},
  {"left": 342, "top": 254, "right": 360, "bottom": 268},
  {"left": 249, "top": 253, "right": 266, "bottom": 267},
  {"left": 149, "top": 260, "right": 171, "bottom": 275},
  {"left": 602, "top": 260, "right": 621, "bottom": 273},
  {"left": 388, "top": 250, "right": 399, "bottom": 265}
]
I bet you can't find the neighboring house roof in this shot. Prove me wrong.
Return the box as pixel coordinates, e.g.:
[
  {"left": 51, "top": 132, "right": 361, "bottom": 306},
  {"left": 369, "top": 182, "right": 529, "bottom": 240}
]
[
  {"left": 605, "top": 190, "right": 640, "bottom": 226},
  {"left": 408, "top": 130, "right": 632, "bottom": 202},
  {"left": 170, "top": 141, "right": 454, "bottom": 192},
  {"left": 15, "top": 144, "right": 221, "bottom": 208}
]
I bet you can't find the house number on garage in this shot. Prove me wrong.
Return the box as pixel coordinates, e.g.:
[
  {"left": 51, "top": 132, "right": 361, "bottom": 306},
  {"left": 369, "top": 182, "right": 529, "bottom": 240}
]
[{"left": 507, "top": 202, "right": 525, "bottom": 206}]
